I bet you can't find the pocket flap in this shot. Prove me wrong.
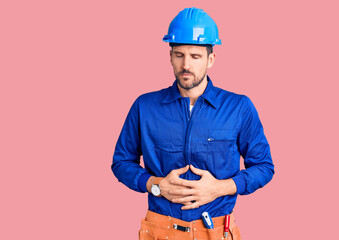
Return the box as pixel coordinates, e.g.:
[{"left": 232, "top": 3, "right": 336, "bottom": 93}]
[{"left": 208, "top": 129, "right": 236, "bottom": 141}]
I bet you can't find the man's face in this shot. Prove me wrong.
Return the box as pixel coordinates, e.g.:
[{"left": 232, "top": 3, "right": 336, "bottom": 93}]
[{"left": 170, "top": 45, "right": 215, "bottom": 90}]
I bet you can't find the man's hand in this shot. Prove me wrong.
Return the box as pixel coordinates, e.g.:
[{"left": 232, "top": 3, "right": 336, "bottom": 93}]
[
  {"left": 160, "top": 166, "right": 194, "bottom": 206},
  {"left": 169, "top": 165, "right": 237, "bottom": 210},
  {"left": 147, "top": 166, "right": 193, "bottom": 206}
]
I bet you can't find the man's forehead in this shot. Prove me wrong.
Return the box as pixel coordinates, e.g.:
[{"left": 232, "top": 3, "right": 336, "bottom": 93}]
[{"left": 172, "top": 45, "right": 207, "bottom": 54}]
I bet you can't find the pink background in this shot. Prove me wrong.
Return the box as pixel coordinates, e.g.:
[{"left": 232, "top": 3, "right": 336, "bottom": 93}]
[{"left": 1, "top": 0, "right": 338, "bottom": 239}]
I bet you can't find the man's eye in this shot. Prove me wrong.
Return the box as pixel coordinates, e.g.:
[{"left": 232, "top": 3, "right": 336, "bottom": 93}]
[
  {"left": 192, "top": 55, "right": 200, "bottom": 59},
  {"left": 176, "top": 54, "right": 183, "bottom": 58}
]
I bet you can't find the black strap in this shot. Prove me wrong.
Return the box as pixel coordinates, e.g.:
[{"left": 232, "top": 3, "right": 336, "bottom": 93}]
[{"left": 173, "top": 224, "right": 190, "bottom": 232}]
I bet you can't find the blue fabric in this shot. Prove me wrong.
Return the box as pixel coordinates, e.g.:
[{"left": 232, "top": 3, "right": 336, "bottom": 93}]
[{"left": 112, "top": 76, "right": 274, "bottom": 221}]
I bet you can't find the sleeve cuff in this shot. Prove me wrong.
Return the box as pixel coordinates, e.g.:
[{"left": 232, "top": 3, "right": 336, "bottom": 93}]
[
  {"left": 231, "top": 173, "right": 246, "bottom": 195},
  {"left": 138, "top": 172, "right": 152, "bottom": 193}
]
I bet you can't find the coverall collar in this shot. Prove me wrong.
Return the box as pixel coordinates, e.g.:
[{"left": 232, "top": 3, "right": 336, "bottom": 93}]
[{"left": 162, "top": 75, "right": 218, "bottom": 109}]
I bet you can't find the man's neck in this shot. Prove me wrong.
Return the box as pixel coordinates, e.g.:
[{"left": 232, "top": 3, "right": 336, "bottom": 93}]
[{"left": 177, "top": 76, "right": 208, "bottom": 106}]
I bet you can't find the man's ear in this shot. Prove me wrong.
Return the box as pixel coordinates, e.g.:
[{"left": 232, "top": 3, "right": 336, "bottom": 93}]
[
  {"left": 207, "top": 53, "right": 216, "bottom": 69},
  {"left": 170, "top": 49, "right": 173, "bottom": 65}
]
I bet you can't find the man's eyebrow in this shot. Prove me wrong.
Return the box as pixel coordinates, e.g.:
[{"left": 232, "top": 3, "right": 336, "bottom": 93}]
[{"left": 173, "top": 51, "right": 184, "bottom": 54}]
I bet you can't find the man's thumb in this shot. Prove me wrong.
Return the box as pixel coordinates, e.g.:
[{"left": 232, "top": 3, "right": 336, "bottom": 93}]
[
  {"left": 176, "top": 165, "right": 189, "bottom": 175},
  {"left": 190, "top": 164, "right": 204, "bottom": 176}
]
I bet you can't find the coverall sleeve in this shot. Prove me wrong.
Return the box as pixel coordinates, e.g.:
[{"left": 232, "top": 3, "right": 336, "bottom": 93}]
[
  {"left": 231, "top": 96, "right": 275, "bottom": 195},
  {"left": 111, "top": 97, "right": 151, "bottom": 193}
]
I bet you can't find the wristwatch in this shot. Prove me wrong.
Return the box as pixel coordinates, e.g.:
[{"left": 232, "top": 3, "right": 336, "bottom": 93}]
[{"left": 151, "top": 177, "right": 163, "bottom": 197}]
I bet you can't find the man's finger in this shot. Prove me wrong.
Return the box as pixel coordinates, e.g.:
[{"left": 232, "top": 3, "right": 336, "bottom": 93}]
[
  {"left": 172, "top": 165, "right": 189, "bottom": 175},
  {"left": 170, "top": 178, "right": 196, "bottom": 187},
  {"left": 190, "top": 164, "right": 206, "bottom": 176},
  {"left": 169, "top": 188, "right": 194, "bottom": 196},
  {"left": 175, "top": 185, "right": 192, "bottom": 190},
  {"left": 181, "top": 201, "right": 200, "bottom": 210},
  {"left": 172, "top": 195, "right": 195, "bottom": 204}
]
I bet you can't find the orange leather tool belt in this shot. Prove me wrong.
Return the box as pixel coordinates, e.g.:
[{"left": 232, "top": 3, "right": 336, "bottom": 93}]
[{"left": 139, "top": 210, "right": 241, "bottom": 240}]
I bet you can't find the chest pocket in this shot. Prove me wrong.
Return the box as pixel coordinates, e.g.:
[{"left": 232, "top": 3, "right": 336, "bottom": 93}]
[
  {"left": 207, "top": 129, "right": 238, "bottom": 178},
  {"left": 154, "top": 145, "right": 185, "bottom": 177}
]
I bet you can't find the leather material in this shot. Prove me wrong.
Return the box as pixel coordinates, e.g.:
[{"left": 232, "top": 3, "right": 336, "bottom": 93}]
[
  {"left": 151, "top": 177, "right": 163, "bottom": 197},
  {"left": 139, "top": 210, "right": 241, "bottom": 240},
  {"left": 152, "top": 177, "right": 163, "bottom": 186}
]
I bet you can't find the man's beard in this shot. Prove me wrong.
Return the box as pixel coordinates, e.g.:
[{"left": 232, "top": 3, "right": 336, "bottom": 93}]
[{"left": 176, "top": 71, "right": 206, "bottom": 90}]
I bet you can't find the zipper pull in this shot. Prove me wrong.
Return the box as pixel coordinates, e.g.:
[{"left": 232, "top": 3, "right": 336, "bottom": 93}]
[{"left": 207, "top": 138, "right": 214, "bottom": 142}]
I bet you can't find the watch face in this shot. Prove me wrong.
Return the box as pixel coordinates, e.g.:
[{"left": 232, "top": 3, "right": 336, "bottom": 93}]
[{"left": 151, "top": 185, "right": 161, "bottom": 196}]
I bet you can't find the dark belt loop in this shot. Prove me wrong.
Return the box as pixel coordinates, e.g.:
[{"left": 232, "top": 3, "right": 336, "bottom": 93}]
[{"left": 173, "top": 224, "right": 190, "bottom": 232}]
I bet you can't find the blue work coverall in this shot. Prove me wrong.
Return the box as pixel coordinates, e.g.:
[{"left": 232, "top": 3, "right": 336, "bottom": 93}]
[{"left": 112, "top": 76, "right": 274, "bottom": 222}]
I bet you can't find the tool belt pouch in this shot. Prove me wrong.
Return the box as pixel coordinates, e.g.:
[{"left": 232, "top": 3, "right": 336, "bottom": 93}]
[
  {"left": 138, "top": 211, "right": 241, "bottom": 240},
  {"left": 194, "top": 225, "right": 224, "bottom": 240},
  {"left": 139, "top": 218, "right": 169, "bottom": 240},
  {"left": 228, "top": 225, "right": 241, "bottom": 240}
]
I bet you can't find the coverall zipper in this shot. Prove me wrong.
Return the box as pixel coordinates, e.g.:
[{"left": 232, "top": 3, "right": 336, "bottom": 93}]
[
  {"left": 182, "top": 97, "right": 205, "bottom": 220},
  {"left": 183, "top": 97, "right": 204, "bottom": 169}
]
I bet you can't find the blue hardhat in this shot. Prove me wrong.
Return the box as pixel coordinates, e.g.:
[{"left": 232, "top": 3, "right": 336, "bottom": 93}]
[{"left": 163, "top": 7, "right": 221, "bottom": 46}]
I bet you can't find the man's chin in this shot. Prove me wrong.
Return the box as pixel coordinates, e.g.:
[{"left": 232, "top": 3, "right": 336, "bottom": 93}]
[{"left": 178, "top": 81, "right": 194, "bottom": 90}]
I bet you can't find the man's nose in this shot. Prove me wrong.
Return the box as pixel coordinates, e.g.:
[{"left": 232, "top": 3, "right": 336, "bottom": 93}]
[{"left": 182, "top": 57, "right": 191, "bottom": 70}]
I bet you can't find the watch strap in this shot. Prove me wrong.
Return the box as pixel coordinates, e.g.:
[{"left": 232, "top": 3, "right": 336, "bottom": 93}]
[{"left": 153, "top": 177, "right": 163, "bottom": 186}]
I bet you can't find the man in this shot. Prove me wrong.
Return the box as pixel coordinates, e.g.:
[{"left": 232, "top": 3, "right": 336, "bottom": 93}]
[{"left": 112, "top": 7, "right": 274, "bottom": 240}]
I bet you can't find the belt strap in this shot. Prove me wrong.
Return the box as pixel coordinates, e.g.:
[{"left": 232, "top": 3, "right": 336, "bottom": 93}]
[{"left": 145, "top": 210, "right": 228, "bottom": 230}]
